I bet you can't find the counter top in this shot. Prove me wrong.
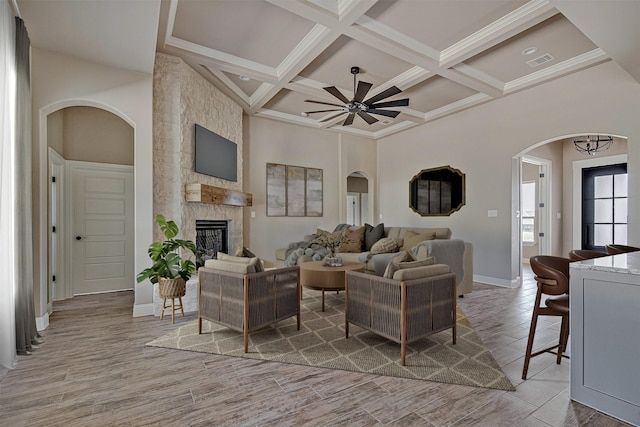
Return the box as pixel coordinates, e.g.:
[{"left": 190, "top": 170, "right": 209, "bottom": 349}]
[{"left": 569, "top": 251, "right": 640, "bottom": 275}]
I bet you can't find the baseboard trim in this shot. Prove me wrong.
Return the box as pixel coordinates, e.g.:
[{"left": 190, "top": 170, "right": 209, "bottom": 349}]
[
  {"left": 36, "top": 313, "right": 49, "bottom": 331},
  {"left": 474, "top": 274, "right": 520, "bottom": 288},
  {"left": 133, "top": 303, "right": 155, "bottom": 317}
]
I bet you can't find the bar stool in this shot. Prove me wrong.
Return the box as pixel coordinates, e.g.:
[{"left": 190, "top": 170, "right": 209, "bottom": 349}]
[
  {"left": 522, "top": 255, "right": 571, "bottom": 380},
  {"left": 568, "top": 249, "right": 608, "bottom": 261},
  {"left": 605, "top": 244, "right": 640, "bottom": 255}
]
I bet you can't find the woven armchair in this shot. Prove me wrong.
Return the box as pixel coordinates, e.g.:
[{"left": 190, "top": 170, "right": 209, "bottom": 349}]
[
  {"left": 345, "top": 267, "right": 457, "bottom": 366},
  {"left": 198, "top": 265, "right": 300, "bottom": 352}
]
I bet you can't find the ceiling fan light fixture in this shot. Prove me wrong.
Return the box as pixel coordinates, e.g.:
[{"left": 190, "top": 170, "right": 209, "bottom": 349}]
[
  {"left": 238, "top": 75, "right": 250, "bottom": 81},
  {"left": 573, "top": 135, "right": 613, "bottom": 156},
  {"left": 302, "top": 67, "right": 409, "bottom": 126}
]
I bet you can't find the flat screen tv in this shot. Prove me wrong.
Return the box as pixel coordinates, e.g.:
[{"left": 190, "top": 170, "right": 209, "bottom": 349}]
[{"left": 194, "top": 124, "right": 237, "bottom": 182}]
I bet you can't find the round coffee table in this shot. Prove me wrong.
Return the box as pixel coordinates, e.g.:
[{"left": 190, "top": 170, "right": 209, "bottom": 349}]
[{"left": 299, "top": 260, "right": 365, "bottom": 311}]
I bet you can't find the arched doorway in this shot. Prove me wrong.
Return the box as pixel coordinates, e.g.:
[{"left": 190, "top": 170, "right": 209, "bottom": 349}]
[
  {"left": 46, "top": 106, "right": 135, "bottom": 302},
  {"left": 347, "top": 172, "right": 369, "bottom": 226},
  {"left": 513, "top": 134, "right": 628, "bottom": 285}
]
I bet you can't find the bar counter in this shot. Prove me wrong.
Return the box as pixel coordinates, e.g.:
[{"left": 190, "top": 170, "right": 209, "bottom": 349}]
[{"left": 569, "top": 251, "right": 640, "bottom": 426}]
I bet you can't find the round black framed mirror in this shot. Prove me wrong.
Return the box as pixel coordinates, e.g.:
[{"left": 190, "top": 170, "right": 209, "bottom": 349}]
[{"left": 409, "top": 166, "right": 465, "bottom": 216}]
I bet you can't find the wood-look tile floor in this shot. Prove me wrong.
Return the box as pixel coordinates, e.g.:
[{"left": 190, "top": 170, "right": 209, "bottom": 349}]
[{"left": 0, "top": 266, "right": 633, "bottom": 426}]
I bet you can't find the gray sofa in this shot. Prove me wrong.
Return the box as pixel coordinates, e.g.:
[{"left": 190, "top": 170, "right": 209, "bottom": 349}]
[{"left": 275, "top": 226, "right": 473, "bottom": 296}]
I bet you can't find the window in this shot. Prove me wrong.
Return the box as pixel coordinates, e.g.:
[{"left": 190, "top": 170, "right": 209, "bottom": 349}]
[
  {"left": 582, "top": 164, "right": 627, "bottom": 250},
  {"left": 522, "top": 181, "right": 536, "bottom": 244}
]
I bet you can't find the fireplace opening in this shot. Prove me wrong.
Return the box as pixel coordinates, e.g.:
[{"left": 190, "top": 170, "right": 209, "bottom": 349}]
[{"left": 195, "top": 220, "right": 229, "bottom": 267}]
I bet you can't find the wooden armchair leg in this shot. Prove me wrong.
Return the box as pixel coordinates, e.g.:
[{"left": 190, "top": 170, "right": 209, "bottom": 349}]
[{"left": 244, "top": 329, "right": 249, "bottom": 353}]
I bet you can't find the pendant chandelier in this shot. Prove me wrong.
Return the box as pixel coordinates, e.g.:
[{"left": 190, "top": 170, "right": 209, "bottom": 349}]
[{"left": 573, "top": 135, "right": 613, "bottom": 156}]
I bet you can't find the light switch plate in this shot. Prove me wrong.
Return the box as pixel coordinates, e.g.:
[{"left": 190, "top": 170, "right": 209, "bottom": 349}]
[{"left": 488, "top": 210, "right": 498, "bottom": 217}]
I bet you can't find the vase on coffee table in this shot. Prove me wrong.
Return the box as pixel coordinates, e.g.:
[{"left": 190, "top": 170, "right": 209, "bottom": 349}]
[{"left": 323, "top": 250, "right": 343, "bottom": 267}]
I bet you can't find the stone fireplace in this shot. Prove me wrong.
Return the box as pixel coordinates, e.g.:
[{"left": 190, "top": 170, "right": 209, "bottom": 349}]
[{"left": 152, "top": 53, "right": 245, "bottom": 317}]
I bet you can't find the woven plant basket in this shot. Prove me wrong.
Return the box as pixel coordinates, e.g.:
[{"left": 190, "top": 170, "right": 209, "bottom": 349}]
[{"left": 158, "top": 277, "right": 186, "bottom": 298}]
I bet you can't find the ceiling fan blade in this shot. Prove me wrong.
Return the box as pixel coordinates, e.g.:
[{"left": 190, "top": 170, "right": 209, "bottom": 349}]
[
  {"left": 323, "top": 86, "right": 350, "bottom": 104},
  {"left": 364, "top": 86, "right": 402, "bottom": 105},
  {"left": 304, "top": 99, "right": 346, "bottom": 108},
  {"left": 367, "top": 109, "right": 401, "bottom": 118},
  {"left": 354, "top": 81, "right": 373, "bottom": 103},
  {"left": 370, "top": 98, "right": 409, "bottom": 108},
  {"left": 320, "top": 112, "right": 347, "bottom": 122},
  {"left": 304, "top": 109, "right": 343, "bottom": 114},
  {"left": 343, "top": 113, "right": 355, "bottom": 126},
  {"left": 357, "top": 112, "right": 378, "bottom": 125}
]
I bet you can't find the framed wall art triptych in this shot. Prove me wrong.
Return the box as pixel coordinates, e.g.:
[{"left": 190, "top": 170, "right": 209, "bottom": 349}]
[{"left": 266, "top": 163, "right": 323, "bottom": 217}]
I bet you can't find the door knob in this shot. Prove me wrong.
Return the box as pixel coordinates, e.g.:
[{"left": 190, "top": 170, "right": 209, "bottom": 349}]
[{"left": 76, "top": 236, "right": 82, "bottom": 240}]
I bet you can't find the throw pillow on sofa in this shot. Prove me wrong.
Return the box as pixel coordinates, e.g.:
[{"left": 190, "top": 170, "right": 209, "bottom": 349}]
[
  {"left": 363, "top": 223, "right": 385, "bottom": 251},
  {"left": 203, "top": 259, "right": 256, "bottom": 274},
  {"left": 382, "top": 251, "right": 413, "bottom": 278},
  {"left": 315, "top": 228, "right": 344, "bottom": 249},
  {"left": 384, "top": 254, "right": 436, "bottom": 279},
  {"left": 337, "top": 226, "right": 365, "bottom": 253},
  {"left": 401, "top": 231, "right": 436, "bottom": 251},
  {"left": 370, "top": 237, "right": 402, "bottom": 255},
  {"left": 392, "top": 264, "right": 450, "bottom": 281},
  {"left": 217, "top": 252, "right": 264, "bottom": 272}
]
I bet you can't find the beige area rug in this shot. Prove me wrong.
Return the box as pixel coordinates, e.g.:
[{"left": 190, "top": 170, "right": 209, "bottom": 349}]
[{"left": 147, "top": 290, "right": 515, "bottom": 391}]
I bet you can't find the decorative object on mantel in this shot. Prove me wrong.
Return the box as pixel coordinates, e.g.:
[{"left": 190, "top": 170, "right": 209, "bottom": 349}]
[
  {"left": 409, "top": 166, "right": 465, "bottom": 216},
  {"left": 147, "top": 292, "right": 515, "bottom": 391},
  {"left": 185, "top": 183, "right": 252, "bottom": 207},
  {"left": 136, "top": 215, "right": 202, "bottom": 323},
  {"left": 266, "top": 163, "right": 323, "bottom": 217},
  {"left": 573, "top": 135, "right": 613, "bottom": 156}
]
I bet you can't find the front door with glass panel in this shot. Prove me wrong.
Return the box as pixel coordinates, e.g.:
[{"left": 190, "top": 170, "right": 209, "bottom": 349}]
[{"left": 582, "top": 163, "right": 628, "bottom": 250}]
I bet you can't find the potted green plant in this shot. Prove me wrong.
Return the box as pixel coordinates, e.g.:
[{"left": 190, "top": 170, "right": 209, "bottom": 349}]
[{"left": 136, "top": 215, "right": 202, "bottom": 299}]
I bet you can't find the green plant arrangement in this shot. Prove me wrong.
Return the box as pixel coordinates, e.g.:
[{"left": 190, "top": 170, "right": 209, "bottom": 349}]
[{"left": 136, "top": 214, "right": 202, "bottom": 285}]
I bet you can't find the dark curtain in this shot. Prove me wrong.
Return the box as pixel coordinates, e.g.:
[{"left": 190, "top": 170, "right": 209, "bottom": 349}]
[{"left": 14, "top": 17, "right": 41, "bottom": 355}]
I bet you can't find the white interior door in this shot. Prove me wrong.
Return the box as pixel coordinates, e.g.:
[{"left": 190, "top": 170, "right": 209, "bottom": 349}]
[
  {"left": 49, "top": 148, "right": 66, "bottom": 301},
  {"left": 71, "top": 163, "right": 134, "bottom": 295},
  {"left": 347, "top": 192, "right": 360, "bottom": 226}
]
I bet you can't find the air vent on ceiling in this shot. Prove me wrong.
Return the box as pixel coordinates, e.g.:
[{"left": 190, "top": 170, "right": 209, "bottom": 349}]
[{"left": 526, "top": 53, "right": 554, "bottom": 68}]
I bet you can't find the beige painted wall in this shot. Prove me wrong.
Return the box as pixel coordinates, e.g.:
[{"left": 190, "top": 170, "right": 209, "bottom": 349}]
[
  {"left": 46, "top": 106, "right": 134, "bottom": 165},
  {"left": 46, "top": 109, "right": 63, "bottom": 154},
  {"left": 376, "top": 61, "right": 640, "bottom": 285},
  {"left": 245, "top": 117, "right": 377, "bottom": 266},
  {"left": 62, "top": 106, "right": 134, "bottom": 165},
  {"left": 348, "top": 176, "right": 368, "bottom": 193}
]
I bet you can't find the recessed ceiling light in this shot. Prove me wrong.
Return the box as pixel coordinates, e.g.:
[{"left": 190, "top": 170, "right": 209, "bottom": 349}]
[
  {"left": 238, "top": 75, "right": 250, "bottom": 81},
  {"left": 522, "top": 47, "right": 538, "bottom": 56},
  {"left": 381, "top": 120, "right": 391, "bottom": 125}
]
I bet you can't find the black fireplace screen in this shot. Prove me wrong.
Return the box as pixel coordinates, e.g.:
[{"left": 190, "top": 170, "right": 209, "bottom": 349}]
[{"left": 195, "top": 220, "right": 228, "bottom": 267}]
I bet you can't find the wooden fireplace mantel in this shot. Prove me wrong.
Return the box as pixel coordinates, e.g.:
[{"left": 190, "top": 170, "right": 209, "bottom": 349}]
[{"left": 185, "top": 183, "right": 252, "bottom": 207}]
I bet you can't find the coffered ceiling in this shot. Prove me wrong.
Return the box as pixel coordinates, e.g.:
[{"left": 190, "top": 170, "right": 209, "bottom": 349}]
[
  {"left": 155, "top": 0, "right": 610, "bottom": 138},
  {"left": 16, "top": 0, "right": 639, "bottom": 139}
]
